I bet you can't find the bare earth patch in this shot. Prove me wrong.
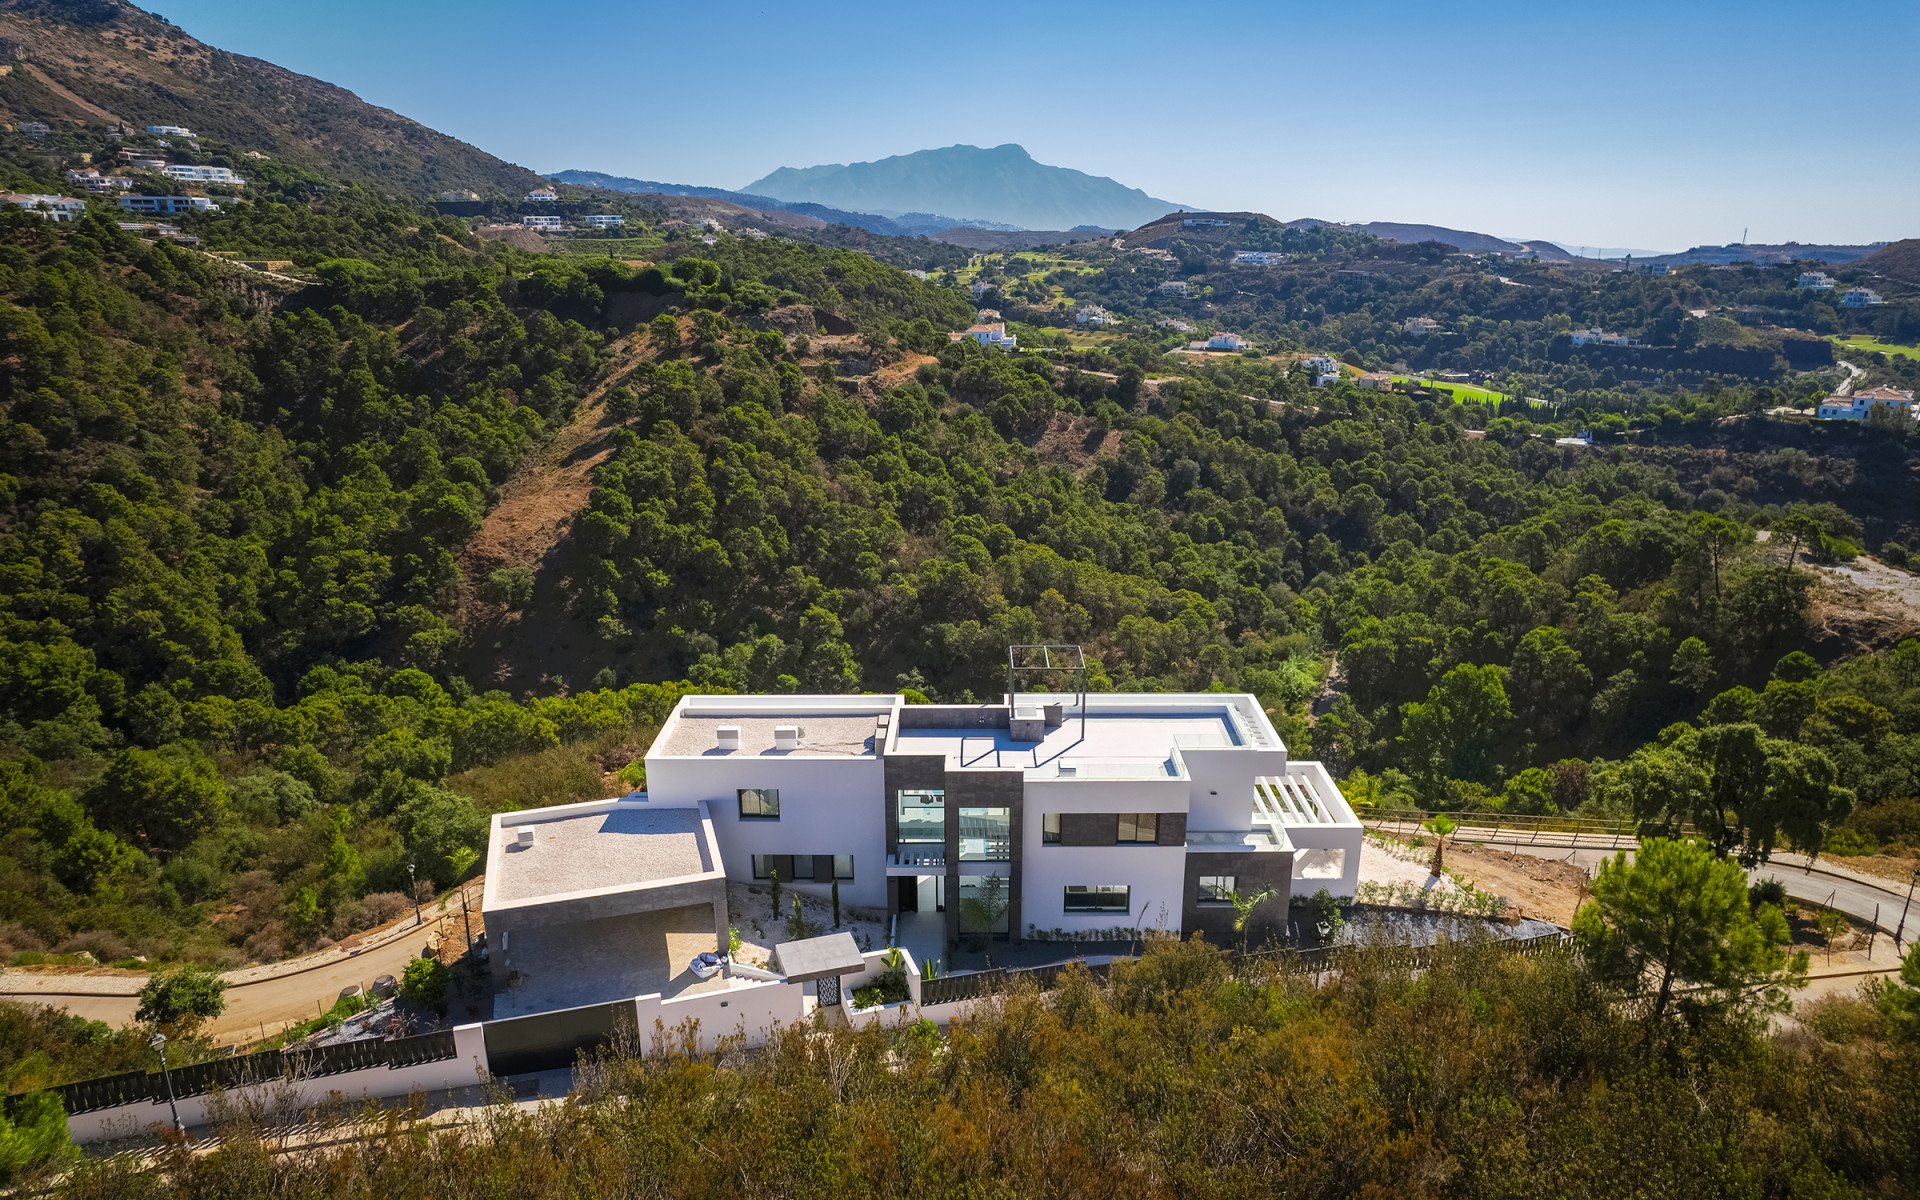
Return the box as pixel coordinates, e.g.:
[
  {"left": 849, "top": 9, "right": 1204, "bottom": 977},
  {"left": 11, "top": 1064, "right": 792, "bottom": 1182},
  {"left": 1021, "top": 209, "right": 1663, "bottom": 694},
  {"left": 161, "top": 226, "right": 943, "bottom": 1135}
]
[
  {"left": 1441, "top": 841, "right": 1591, "bottom": 925},
  {"left": 1033, "top": 414, "right": 1121, "bottom": 476}
]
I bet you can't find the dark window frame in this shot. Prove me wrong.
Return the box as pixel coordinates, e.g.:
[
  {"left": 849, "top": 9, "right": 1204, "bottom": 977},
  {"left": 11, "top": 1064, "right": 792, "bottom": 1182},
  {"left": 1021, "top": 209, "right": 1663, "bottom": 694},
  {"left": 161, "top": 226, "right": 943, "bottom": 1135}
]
[
  {"left": 738, "top": 788, "right": 780, "bottom": 819},
  {"left": 1042, "top": 813, "right": 1060, "bottom": 844},
  {"left": 1196, "top": 875, "right": 1236, "bottom": 904},
  {"left": 1063, "top": 885, "right": 1132, "bottom": 913},
  {"left": 1117, "top": 813, "right": 1159, "bottom": 844}
]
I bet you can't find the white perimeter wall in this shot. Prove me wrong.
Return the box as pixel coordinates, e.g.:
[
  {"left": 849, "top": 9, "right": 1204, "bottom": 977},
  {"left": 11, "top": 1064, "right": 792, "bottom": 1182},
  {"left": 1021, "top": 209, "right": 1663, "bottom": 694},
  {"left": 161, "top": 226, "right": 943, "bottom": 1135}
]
[
  {"left": 65, "top": 1025, "right": 491, "bottom": 1144},
  {"left": 645, "top": 756, "right": 888, "bottom": 909},
  {"left": 1021, "top": 778, "right": 1191, "bottom": 936}
]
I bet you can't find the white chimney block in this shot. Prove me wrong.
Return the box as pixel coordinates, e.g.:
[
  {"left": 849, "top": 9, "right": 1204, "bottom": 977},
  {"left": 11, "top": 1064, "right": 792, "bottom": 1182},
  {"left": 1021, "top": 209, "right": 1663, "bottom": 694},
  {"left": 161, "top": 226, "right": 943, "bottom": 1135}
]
[
  {"left": 773, "top": 725, "right": 801, "bottom": 751},
  {"left": 515, "top": 825, "right": 535, "bottom": 847},
  {"left": 715, "top": 725, "right": 741, "bottom": 751}
]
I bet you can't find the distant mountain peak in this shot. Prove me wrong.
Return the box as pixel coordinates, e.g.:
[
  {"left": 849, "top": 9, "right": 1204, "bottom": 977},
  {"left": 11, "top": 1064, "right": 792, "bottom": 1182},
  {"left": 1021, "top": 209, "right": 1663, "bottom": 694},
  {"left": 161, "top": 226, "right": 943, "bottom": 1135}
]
[{"left": 743, "top": 143, "right": 1182, "bottom": 232}]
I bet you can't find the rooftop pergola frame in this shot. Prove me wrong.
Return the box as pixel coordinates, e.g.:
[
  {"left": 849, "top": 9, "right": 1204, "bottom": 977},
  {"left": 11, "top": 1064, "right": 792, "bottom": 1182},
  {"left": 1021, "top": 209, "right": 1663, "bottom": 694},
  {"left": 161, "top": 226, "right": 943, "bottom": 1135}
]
[{"left": 1006, "top": 644, "right": 1088, "bottom": 739}]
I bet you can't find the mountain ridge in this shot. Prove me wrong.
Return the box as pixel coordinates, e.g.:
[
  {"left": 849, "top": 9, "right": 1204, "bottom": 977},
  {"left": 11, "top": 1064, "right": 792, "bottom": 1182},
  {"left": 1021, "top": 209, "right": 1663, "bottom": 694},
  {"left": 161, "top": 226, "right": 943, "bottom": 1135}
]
[
  {"left": 545, "top": 169, "right": 1024, "bottom": 236},
  {"left": 744, "top": 143, "right": 1181, "bottom": 232}
]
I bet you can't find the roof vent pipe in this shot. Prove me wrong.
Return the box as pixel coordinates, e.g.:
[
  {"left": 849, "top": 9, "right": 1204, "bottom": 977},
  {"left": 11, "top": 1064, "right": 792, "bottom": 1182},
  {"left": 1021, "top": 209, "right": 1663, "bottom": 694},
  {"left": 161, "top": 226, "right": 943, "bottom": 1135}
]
[{"left": 716, "top": 725, "right": 741, "bottom": 751}]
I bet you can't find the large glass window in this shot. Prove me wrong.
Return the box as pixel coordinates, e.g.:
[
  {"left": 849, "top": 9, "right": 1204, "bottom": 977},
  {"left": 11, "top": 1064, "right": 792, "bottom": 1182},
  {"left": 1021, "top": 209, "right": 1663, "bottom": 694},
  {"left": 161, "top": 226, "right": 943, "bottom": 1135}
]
[
  {"left": 958, "top": 876, "right": 1010, "bottom": 933},
  {"left": 896, "top": 789, "right": 945, "bottom": 843},
  {"left": 1042, "top": 813, "right": 1060, "bottom": 844},
  {"left": 792, "top": 854, "right": 815, "bottom": 881},
  {"left": 959, "top": 807, "right": 1011, "bottom": 861},
  {"left": 1064, "top": 885, "right": 1131, "bottom": 913},
  {"left": 834, "top": 855, "right": 854, "bottom": 880},
  {"left": 738, "top": 788, "right": 780, "bottom": 819},
  {"left": 751, "top": 854, "right": 773, "bottom": 879},
  {"left": 1196, "top": 875, "right": 1236, "bottom": 904},
  {"left": 1117, "top": 813, "right": 1159, "bottom": 844}
]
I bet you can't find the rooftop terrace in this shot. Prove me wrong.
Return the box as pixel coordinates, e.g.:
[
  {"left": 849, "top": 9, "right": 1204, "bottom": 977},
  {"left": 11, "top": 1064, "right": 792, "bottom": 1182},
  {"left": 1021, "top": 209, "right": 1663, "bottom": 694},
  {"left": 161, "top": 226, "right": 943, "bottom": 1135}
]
[
  {"left": 655, "top": 714, "right": 879, "bottom": 759},
  {"left": 892, "top": 709, "right": 1247, "bottom": 772},
  {"left": 491, "top": 805, "right": 711, "bottom": 905}
]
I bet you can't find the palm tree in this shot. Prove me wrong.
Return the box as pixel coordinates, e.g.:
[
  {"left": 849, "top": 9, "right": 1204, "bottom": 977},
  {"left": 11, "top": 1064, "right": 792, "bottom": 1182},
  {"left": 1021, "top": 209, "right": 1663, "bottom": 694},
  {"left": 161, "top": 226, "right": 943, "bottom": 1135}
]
[
  {"left": 1229, "top": 886, "right": 1276, "bottom": 952},
  {"left": 1423, "top": 815, "right": 1457, "bottom": 876}
]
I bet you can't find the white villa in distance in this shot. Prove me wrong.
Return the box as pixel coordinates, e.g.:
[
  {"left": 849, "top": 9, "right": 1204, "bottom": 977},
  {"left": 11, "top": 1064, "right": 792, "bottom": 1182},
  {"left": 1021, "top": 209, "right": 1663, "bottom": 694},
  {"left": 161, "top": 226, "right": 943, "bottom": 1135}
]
[
  {"left": 1234, "top": 250, "right": 1284, "bottom": 266},
  {"left": 964, "top": 322, "right": 1017, "bottom": 351},
  {"left": 578, "top": 214, "right": 625, "bottom": 228},
  {"left": 1841, "top": 288, "right": 1884, "bottom": 307},
  {"left": 1403, "top": 316, "right": 1438, "bottom": 336},
  {"left": 1819, "top": 386, "right": 1915, "bottom": 421},
  {"left": 1798, "top": 271, "right": 1835, "bottom": 291}
]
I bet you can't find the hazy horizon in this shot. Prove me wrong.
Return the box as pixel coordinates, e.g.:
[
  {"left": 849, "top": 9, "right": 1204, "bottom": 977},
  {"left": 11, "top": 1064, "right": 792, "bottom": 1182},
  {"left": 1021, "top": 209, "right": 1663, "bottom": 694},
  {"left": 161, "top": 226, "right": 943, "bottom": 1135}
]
[{"left": 144, "top": 0, "right": 1917, "bottom": 249}]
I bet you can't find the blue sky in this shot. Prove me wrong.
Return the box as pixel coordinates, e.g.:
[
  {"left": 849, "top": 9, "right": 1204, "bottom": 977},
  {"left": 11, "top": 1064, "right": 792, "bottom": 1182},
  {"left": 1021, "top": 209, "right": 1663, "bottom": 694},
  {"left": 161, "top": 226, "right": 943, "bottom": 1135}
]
[{"left": 146, "top": 0, "right": 1916, "bottom": 251}]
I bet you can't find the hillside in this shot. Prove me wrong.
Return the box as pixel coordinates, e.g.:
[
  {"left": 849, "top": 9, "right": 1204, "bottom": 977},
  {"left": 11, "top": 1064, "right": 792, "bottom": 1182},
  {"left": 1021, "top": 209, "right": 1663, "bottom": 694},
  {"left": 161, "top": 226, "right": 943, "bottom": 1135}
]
[
  {"left": 1859, "top": 238, "right": 1920, "bottom": 289},
  {"left": 0, "top": 0, "right": 541, "bottom": 196},
  {"left": 744, "top": 142, "right": 1181, "bottom": 232},
  {"left": 1648, "top": 241, "right": 1889, "bottom": 267}
]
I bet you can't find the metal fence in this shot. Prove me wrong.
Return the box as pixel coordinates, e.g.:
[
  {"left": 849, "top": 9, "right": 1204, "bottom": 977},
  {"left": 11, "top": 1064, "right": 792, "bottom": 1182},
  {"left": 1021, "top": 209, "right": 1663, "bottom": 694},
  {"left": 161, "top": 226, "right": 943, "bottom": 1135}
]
[
  {"left": 6, "top": 1028, "right": 462, "bottom": 1118},
  {"left": 919, "top": 932, "right": 1573, "bottom": 1008},
  {"left": 1363, "top": 808, "right": 1678, "bottom": 850}
]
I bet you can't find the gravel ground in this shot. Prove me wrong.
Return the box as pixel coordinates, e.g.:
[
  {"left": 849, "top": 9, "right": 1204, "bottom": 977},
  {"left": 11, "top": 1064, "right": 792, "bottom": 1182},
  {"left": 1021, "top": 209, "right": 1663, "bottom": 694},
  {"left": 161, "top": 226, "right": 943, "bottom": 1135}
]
[{"left": 724, "top": 878, "right": 889, "bottom": 968}]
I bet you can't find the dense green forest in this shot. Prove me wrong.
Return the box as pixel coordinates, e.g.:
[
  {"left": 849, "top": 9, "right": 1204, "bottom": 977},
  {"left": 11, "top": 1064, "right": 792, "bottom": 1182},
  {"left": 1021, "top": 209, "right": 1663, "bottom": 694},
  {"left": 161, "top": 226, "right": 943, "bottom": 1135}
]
[
  {"left": 44, "top": 936, "right": 1920, "bottom": 1198},
  {"left": 0, "top": 140, "right": 1914, "bottom": 984}
]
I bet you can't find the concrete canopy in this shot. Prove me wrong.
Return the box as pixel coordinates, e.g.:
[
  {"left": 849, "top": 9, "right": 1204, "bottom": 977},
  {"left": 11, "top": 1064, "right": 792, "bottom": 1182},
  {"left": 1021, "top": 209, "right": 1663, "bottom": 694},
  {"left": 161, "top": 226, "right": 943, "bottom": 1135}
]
[{"left": 772, "top": 932, "right": 865, "bottom": 982}]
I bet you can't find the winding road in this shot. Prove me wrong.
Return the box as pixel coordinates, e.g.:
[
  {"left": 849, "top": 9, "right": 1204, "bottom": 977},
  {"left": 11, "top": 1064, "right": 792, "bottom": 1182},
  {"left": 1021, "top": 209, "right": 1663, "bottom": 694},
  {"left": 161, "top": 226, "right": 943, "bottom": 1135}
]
[{"left": 0, "top": 889, "right": 478, "bottom": 1042}]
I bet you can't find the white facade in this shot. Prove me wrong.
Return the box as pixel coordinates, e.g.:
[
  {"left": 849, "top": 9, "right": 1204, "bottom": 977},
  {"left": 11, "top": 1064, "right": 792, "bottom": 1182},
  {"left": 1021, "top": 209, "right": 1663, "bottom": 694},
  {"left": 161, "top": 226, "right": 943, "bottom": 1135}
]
[
  {"left": 66, "top": 169, "right": 132, "bottom": 192},
  {"left": 1207, "top": 331, "right": 1249, "bottom": 351},
  {"left": 579, "top": 213, "right": 625, "bottom": 228},
  {"left": 643, "top": 691, "right": 1364, "bottom": 950},
  {"left": 146, "top": 124, "right": 194, "bottom": 136},
  {"left": 1403, "top": 317, "right": 1438, "bottom": 336},
  {"left": 1158, "top": 280, "right": 1189, "bottom": 294},
  {"left": 3, "top": 193, "right": 86, "bottom": 222},
  {"left": 1798, "top": 271, "right": 1835, "bottom": 291},
  {"left": 1234, "top": 250, "right": 1283, "bottom": 266},
  {"left": 524, "top": 188, "right": 560, "bottom": 202},
  {"left": 116, "top": 195, "right": 218, "bottom": 215},
  {"left": 1569, "top": 327, "right": 1643, "bottom": 347},
  {"left": 1076, "top": 307, "right": 1109, "bottom": 326},
  {"left": 1840, "top": 288, "right": 1884, "bottom": 307},
  {"left": 522, "top": 215, "right": 564, "bottom": 230},
  {"left": 1818, "top": 387, "right": 1915, "bottom": 420},
  {"left": 1182, "top": 216, "right": 1233, "bottom": 228},
  {"left": 162, "top": 164, "right": 245, "bottom": 185}
]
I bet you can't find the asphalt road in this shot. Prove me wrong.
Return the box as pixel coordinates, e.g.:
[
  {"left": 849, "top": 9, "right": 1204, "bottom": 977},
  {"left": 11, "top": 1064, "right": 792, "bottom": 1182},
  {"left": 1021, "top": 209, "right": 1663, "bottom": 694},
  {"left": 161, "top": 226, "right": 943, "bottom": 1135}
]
[{"left": 0, "top": 913, "right": 462, "bottom": 1042}]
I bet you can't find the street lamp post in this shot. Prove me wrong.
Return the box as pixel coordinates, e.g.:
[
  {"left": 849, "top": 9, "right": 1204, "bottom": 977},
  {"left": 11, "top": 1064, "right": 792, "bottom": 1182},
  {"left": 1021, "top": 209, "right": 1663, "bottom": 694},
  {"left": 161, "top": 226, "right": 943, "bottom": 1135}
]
[
  {"left": 148, "top": 1032, "right": 184, "bottom": 1135},
  {"left": 1897, "top": 869, "right": 1920, "bottom": 948},
  {"left": 408, "top": 861, "right": 421, "bottom": 927}
]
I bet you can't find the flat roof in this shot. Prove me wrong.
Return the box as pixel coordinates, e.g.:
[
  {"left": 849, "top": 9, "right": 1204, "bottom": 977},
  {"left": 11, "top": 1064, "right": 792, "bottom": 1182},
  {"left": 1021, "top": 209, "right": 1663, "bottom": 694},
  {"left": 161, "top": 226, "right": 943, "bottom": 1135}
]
[
  {"left": 773, "top": 931, "right": 865, "bottom": 982},
  {"left": 491, "top": 806, "right": 710, "bottom": 904},
  {"left": 893, "top": 711, "right": 1239, "bottom": 771},
  {"left": 656, "top": 714, "right": 878, "bottom": 759}
]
